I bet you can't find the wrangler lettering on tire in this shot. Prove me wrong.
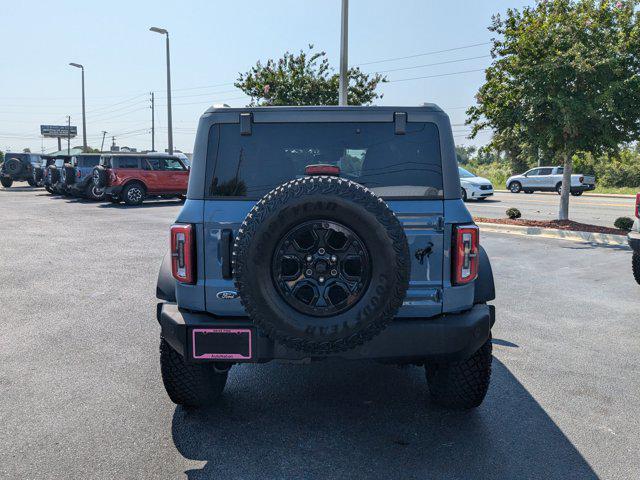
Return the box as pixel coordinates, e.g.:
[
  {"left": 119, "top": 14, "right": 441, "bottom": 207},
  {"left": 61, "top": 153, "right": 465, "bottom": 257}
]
[{"left": 233, "top": 176, "right": 411, "bottom": 354}]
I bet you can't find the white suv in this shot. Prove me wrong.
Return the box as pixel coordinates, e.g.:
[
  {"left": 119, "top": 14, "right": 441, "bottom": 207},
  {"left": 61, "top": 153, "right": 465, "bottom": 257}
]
[
  {"left": 506, "top": 166, "right": 596, "bottom": 196},
  {"left": 459, "top": 166, "right": 494, "bottom": 201}
]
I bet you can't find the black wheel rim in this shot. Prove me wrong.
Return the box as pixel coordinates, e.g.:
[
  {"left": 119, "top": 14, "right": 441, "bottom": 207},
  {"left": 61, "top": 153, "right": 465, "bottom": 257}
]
[{"left": 271, "top": 220, "right": 371, "bottom": 317}]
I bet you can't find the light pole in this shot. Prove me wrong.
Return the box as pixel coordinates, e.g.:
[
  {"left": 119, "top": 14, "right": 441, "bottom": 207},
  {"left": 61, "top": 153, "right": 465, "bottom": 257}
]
[
  {"left": 69, "top": 63, "right": 87, "bottom": 151},
  {"left": 338, "top": 0, "right": 349, "bottom": 106},
  {"left": 149, "top": 27, "right": 173, "bottom": 154}
]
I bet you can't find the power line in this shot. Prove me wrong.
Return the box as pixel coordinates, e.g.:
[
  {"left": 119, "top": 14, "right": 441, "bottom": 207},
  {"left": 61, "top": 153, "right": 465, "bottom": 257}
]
[
  {"left": 354, "top": 41, "right": 491, "bottom": 67},
  {"left": 371, "top": 55, "right": 489, "bottom": 75},
  {"left": 388, "top": 68, "right": 486, "bottom": 83}
]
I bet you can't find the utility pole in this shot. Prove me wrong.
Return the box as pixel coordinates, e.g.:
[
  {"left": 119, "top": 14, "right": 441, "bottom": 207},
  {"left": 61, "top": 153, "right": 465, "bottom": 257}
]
[
  {"left": 150, "top": 92, "right": 155, "bottom": 152},
  {"left": 69, "top": 63, "right": 87, "bottom": 151},
  {"left": 150, "top": 27, "right": 173, "bottom": 154},
  {"left": 66, "top": 116, "right": 71, "bottom": 155},
  {"left": 338, "top": 0, "right": 349, "bottom": 106},
  {"left": 101, "top": 131, "right": 107, "bottom": 152}
]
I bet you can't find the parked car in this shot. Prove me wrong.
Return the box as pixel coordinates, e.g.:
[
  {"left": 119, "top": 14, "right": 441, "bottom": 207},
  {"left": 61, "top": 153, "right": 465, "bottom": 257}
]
[
  {"left": 92, "top": 153, "right": 189, "bottom": 206},
  {"left": 155, "top": 105, "right": 496, "bottom": 410},
  {"left": 1, "top": 153, "right": 41, "bottom": 187},
  {"left": 629, "top": 193, "right": 640, "bottom": 285},
  {"left": 458, "top": 166, "right": 494, "bottom": 201},
  {"left": 44, "top": 156, "right": 72, "bottom": 195},
  {"left": 506, "top": 166, "right": 596, "bottom": 195},
  {"left": 63, "top": 154, "right": 105, "bottom": 200}
]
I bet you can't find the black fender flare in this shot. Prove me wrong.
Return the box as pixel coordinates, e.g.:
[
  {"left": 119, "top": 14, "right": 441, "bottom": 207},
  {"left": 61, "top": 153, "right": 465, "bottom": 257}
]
[
  {"left": 156, "top": 251, "right": 176, "bottom": 302},
  {"left": 474, "top": 245, "right": 495, "bottom": 304}
]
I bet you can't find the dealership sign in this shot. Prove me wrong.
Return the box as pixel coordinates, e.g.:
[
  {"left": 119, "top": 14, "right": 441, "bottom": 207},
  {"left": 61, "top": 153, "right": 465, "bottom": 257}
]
[{"left": 40, "top": 125, "right": 77, "bottom": 138}]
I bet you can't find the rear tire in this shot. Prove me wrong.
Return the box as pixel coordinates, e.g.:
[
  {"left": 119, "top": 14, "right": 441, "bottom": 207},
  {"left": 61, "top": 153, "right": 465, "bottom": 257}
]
[
  {"left": 509, "top": 181, "right": 522, "bottom": 193},
  {"left": 86, "top": 184, "right": 105, "bottom": 201},
  {"left": 633, "top": 253, "right": 640, "bottom": 285},
  {"left": 108, "top": 195, "right": 120, "bottom": 204},
  {"left": 524, "top": 189, "right": 533, "bottom": 194},
  {"left": 122, "top": 182, "right": 146, "bottom": 206},
  {"left": 27, "top": 178, "right": 37, "bottom": 187},
  {"left": 556, "top": 183, "right": 563, "bottom": 195},
  {"left": 571, "top": 191, "right": 583, "bottom": 197},
  {"left": 425, "top": 335, "right": 492, "bottom": 409},
  {"left": 160, "top": 337, "right": 228, "bottom": 408},
  {"left": 1, "top": 176, "right": 13, "bottom": 188}
]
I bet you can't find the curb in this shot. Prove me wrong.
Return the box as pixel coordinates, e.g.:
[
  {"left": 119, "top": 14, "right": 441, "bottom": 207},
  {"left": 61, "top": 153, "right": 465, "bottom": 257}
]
[
  {"left": 494, "top": 189, "right": 636, "bottom": 199},
  {"left": 477, "top": 222, "right": 629, "bottom": 247}
]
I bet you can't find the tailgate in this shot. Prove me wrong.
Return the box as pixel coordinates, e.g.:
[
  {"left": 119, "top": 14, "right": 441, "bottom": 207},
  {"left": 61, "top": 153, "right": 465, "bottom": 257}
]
[{"left": 388, "top": 199, "right": 444, "bottom": 318}]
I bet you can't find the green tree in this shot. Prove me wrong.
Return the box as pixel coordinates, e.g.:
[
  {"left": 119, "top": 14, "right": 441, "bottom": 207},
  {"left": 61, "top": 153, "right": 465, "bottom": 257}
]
[
  {"left": 455, "top": 145, "right": 477, "bottom": 164},
  {"left": 235, "top": 45, "right": 387, "bottom": 106},
  {"left": 468, "top": 0, "right": 640, "bottom": 219}
]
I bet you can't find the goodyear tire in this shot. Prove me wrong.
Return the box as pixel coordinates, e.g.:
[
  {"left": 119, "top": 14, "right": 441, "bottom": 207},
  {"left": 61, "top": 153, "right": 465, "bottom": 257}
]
[
  {"left": 425, "top": 334, "right": 492, "bottom": 410},
  {"left": 160, "top": 337, "right": 228, "bottom": 408},
  {"left": 233, "top": 176, "right": 411, "bottom": 355},
  {"left": 92, "top": 166, "right": 107, "bottom": 188}
]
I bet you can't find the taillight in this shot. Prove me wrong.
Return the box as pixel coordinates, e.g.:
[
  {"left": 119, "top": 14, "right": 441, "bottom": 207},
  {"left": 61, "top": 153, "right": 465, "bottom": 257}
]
[
  {"left": 76, "top": 170, "right": 81, "bottom": 178},
  {"left": 635, "top": 193, "right": 640, "bottom": 219},
  {"left": 171, "top": 224, "right": 195, "bottom": 284},
  {"left": 452, "top": 225, "right": 479, "bottom": 285},
  {"left": 305, "top": 164, "right": 340, "bottom": 176}
]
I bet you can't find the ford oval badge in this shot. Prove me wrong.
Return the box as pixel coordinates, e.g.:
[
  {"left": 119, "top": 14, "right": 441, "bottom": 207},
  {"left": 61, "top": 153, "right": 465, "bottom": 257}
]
[{"left": 217, "top": 291, "right": 239, "bottom": 300}]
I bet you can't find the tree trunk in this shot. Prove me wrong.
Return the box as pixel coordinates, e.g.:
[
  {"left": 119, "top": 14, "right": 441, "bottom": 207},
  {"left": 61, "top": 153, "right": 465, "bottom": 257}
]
[{"left": 558, "top": 153, "right": 572, "bottom": 220}]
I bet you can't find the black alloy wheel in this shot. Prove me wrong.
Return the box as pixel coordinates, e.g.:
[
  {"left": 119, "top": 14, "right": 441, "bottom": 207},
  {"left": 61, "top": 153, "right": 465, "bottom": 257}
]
[{"left": 272, "top": 220, "right": 371, "bottom": 317}]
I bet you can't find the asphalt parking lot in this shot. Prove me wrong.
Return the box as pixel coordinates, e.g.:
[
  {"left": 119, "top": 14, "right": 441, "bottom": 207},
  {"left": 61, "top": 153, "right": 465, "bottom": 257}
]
[
  {"left": 466, "top": 191, "right": 636, "bottom": 228},
  {"left": 1, "top": 187, "right": 638, "bottom": 480}
]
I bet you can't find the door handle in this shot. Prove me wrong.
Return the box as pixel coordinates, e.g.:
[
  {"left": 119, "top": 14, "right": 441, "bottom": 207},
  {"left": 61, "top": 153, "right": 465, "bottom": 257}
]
[{"left": 221, "top": 229, "right": 233, "bottom": 279}]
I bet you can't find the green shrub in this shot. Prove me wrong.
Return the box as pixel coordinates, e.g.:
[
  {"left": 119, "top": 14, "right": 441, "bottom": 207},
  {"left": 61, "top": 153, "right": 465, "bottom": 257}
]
[
  {"left": 506, "top": 207, "right": 522, "bottom": 219},
  {"left": 614, "top": 217, "right": 634, "bottom": 231}
]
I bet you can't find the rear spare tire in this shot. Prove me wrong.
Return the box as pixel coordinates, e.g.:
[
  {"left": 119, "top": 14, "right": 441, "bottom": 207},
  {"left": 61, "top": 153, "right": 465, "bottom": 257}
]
[
  {"left": 63, "top": 165, "right": 75, "bottom": 186},
  {"left": 93, "top": 166, "right": 107, "bottom": 188},
  {"left": 4, "top": 158, "right": 23, "bottom": 176},
  {"left": 233, "top": 176, "right": 411, "bottom": 355}
]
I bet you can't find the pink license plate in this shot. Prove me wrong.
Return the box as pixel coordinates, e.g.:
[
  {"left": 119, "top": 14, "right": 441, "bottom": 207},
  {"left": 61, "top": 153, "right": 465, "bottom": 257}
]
[{"left": 192, "top": 328, "right": 252, "bottom": 360}]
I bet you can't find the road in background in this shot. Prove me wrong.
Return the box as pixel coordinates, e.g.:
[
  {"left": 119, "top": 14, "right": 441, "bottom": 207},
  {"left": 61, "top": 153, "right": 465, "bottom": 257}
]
[
  {"left": 1, "top": 188, "right": 638, "bottom": 479},
  {"left": 466, "top": 191, "right": 636, "bottom": 228}
]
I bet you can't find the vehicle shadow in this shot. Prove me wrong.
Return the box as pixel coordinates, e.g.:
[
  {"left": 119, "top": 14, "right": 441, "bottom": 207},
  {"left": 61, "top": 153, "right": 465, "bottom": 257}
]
[
  {"left": 0, "top": 186, "right": 42, "bottom": 192},
  {"left": 171, "top": 358, "right": 597, "bottom": 480},
  {"left": 97, "top": 200, "right": 184, "bottom": 209}
]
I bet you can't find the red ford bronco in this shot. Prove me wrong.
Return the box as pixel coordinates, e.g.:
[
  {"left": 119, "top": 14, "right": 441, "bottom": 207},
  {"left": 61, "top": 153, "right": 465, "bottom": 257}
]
[{"left": 92, "top": 153, "right": 189, "bottom": 206}]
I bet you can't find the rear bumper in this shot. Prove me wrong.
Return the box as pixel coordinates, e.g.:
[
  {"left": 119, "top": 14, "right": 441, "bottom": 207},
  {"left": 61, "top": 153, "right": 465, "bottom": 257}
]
[
  {"left": 575, "top": 184, "right": 596, "bottom": 192},
  {"left": 104, "top": 185, "right": 123, "bottom": 196},
  {"left": 157, "top": 302, "right": 495, "bottom": 364},
  {"left": 68, "top": 176, "right": 92, "bottom": 192},
  {"left": 629, "top": 231, "right": 640, "bottom": 253}
]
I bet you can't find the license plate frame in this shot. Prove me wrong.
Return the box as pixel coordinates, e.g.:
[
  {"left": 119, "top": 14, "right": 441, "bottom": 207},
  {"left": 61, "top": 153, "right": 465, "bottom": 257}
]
[{"left": 191, "top": 328, "right": 252, "bottom": 361}]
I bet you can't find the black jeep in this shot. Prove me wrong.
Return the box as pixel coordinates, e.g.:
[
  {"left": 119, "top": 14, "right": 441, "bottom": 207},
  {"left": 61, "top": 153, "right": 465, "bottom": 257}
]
[{"left": 1, "top": 152, "right": 41, "bottom": 188}]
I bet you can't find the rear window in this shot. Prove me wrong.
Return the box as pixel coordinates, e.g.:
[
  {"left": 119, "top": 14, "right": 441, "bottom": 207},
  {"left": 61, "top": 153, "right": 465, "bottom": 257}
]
[{"left": 205, "top": 122, "right": 442, "bottom": 199}]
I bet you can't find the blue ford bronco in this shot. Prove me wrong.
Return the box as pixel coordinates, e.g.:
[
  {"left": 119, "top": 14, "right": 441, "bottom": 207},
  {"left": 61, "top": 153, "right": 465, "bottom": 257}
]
[
  {"left": 62, "top": 153, "right": 105, "bottom": 200},
  {"left": 156, "top": 105, "right": 496, "bottom": 410}
]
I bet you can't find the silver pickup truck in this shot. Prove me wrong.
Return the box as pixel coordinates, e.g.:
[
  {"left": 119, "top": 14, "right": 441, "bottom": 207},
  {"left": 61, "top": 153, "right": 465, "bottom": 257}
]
[{"left": 506, "top": 166, "right": 596, "bottom": 196}]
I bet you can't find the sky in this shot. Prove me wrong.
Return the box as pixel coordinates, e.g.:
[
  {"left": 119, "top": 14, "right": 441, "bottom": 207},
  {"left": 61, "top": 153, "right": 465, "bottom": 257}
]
[{"left": 0, "top": 0, "right": 534, "bottom": 154}]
